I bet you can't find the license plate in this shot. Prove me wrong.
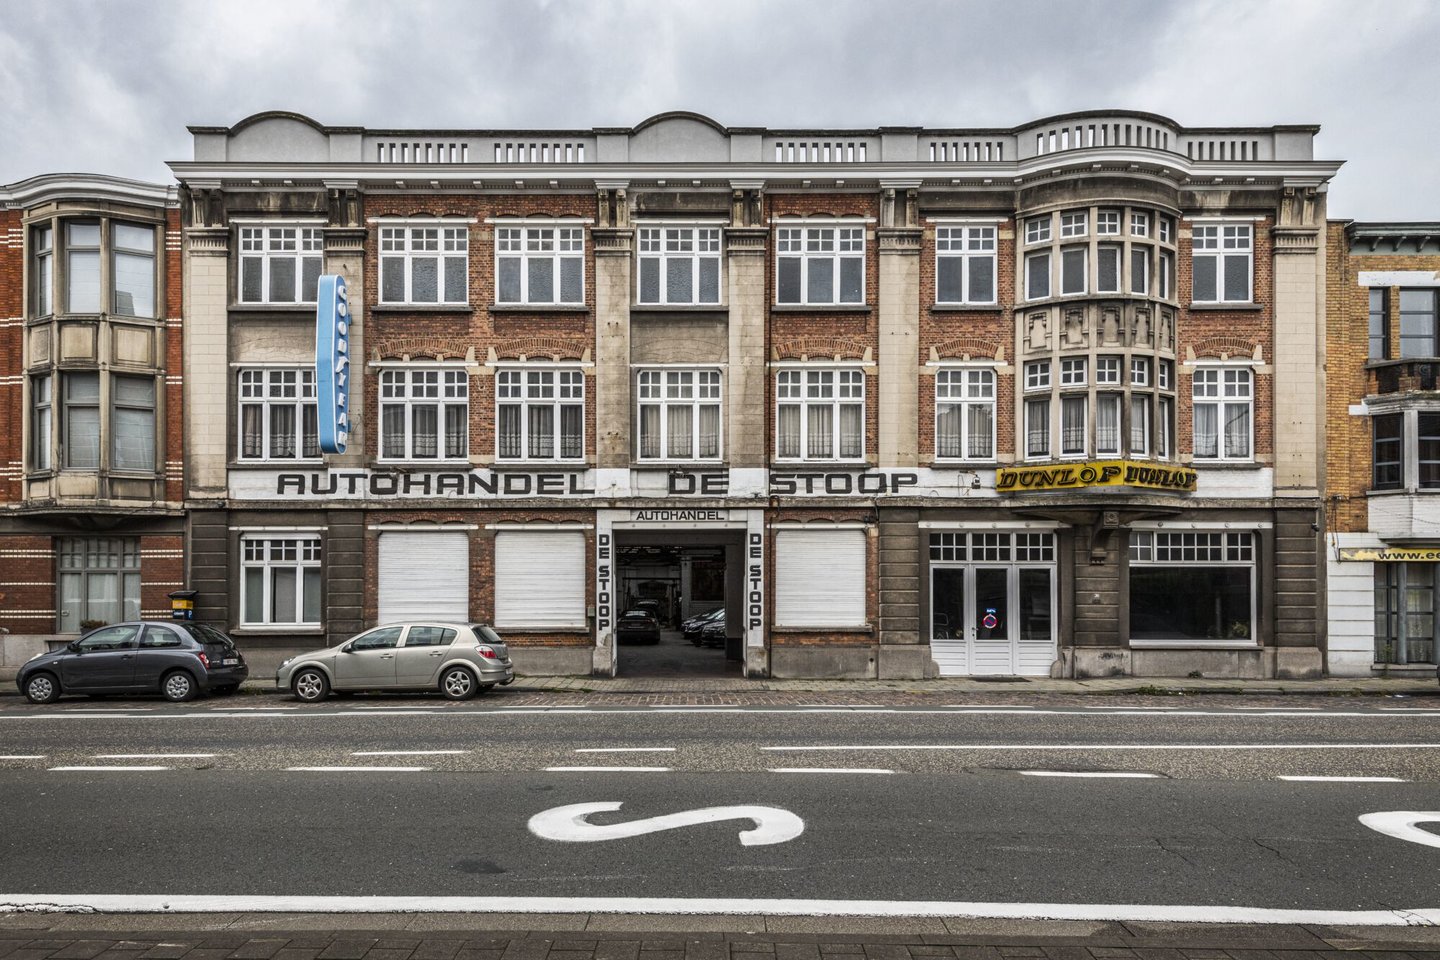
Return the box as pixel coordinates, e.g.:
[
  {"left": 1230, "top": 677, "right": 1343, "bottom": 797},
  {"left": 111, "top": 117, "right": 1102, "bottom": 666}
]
[{"left": 222, "top": 658, "right": 239, "bottom": 666}]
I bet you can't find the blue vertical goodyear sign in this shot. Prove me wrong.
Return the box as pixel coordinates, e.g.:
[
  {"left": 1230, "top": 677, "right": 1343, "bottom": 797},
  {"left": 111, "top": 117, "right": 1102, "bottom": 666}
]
[{"left": 315, "top": 275, "right": 350, "bottom": 454}]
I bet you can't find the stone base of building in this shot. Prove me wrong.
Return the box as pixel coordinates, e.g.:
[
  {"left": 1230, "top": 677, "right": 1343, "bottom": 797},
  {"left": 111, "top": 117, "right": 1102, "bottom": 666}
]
[
  {"left": 511, "top": 644, "right": 596, "bottom": 677},
  {"left": 0, "top": 634, "right": 63, "bottom": 683},
  {"left": 1068, "top": 645, "right": 1323, "bottom": 680},
  {"left": 770, "top": 644, "right": 880, "bottom": 679}
]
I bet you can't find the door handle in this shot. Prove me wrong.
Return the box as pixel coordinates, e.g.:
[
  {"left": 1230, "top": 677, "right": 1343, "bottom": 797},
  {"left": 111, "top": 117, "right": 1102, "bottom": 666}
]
[
  {"left": 429, "top": 651, "right": 443, "bottom": 657},
  {"left": 121, "top": 654, "right": 134, "bottom": 660},
  {"left": 380, "top": 653, "right": 394, "bottom": 659}
]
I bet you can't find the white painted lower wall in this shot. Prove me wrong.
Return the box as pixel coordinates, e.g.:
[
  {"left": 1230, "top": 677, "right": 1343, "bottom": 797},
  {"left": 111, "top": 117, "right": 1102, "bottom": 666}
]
[{"left": 1326, "top": 532, "right": 1383, "bottom": 676}]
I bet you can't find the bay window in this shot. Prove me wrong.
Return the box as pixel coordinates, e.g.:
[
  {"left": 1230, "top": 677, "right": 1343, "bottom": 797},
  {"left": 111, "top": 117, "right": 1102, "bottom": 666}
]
[
  {"left": 31, "top": 375, "right": 52, "bottom": 471},
  {"left": 1097, "top": 244, "right": 1121, "bottom": 293},
  {"left": 1369, "top": 288, "right": 1390, "bottom": 359},
  {"left": 66, "top": 222, "right": 101, "bottom": 313},
  {"left": 1373, "top": 413, "right": 1403, "bottom": 490},
  {"left": 379, "top": 223, "right": 469, "bottom": 304},
  {"left": 1025, "top": 397, "right": 1051, "bottom": 459},
  {"left": 1096, "top": 393, "right": 1122, "bottom": 455},
  {"left": 1130, "top": 246, "right": 1150, "bottom": 295},
  {"left": 637, "top": 226, "right": 721, "bottom": 305},
  {"left": 111, "top": 224, "right": 156, "bottom": 318},
  {"left": 32, "top": 225, "right": 53, "bottom": 316},
  {"left": 239, "top": 225, "right": 322, "bottom": 304},
  {"left": 379, "top": 367, "right": 469, "bottom": 461},
  {"left": 1060, "top": 395, "right": 1086, "bottom": 456},
  {"left": 63, "top": 373, "right": 101, "bottom": 469},
  {"left": 776, "top": 368, "right": 864, "bottom": 461},
  {"left": 241, "top": 537, "right": 322, "bottom": 626},
  {"left": 1192, "top": 366, "right": 1252, "bottom": 461},
  {"left": 1399, "top": 289, "right": 1438, "bottom": 358},
  {"left": 637, "top": 368, "right": 721, "bottom": 460},
  {"left": 111, "top": 376, "right": 156, "bottom": 471},
  {"left": 935, "top": 368, "right": 995, "bottom": 460},
  {"left": 1129, "top": 394, "right": 1150, "bottom": 457},
  {"left": 497, "top": 367, "right": 584, "bottom": 460},
  {"left": 776, "top": 224, "right": 865, "bottom": 305},
  {"left": 1060, "top": 247, "right": 1086, "bottom": 295},
  {"left": 1026, "top": 251, "right": 1051, "bottom": 300}
]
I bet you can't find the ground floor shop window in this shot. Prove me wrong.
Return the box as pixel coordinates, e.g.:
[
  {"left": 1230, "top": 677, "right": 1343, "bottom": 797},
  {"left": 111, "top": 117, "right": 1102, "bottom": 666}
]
[
  {"left": 1129, "top": 531, "right": 1254, "bottom": 643},
  {"left": 1375, "top": 563, "right": 1439, "bottom": 665},
  {"left": 57, "top": 537, "right": 140, "bottom": 631},
  {"left": 241, "top": 536, "right": 321, "bottom": 625}
]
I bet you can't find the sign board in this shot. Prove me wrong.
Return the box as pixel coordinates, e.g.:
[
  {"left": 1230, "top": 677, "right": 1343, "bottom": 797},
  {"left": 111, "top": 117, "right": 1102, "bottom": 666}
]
[
  {"left": 314, "top": 275, "right": 350, "bottom": 454},
  {"left": 1339, "top": 547, "right": 1440, "bottom": 562},
  {"left": 996, "top": 459, "right": 1197, "bottom": 494}
]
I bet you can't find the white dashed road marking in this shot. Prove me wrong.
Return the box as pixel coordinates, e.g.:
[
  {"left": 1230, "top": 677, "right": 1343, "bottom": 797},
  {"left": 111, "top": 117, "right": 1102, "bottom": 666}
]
[
  {"left": 574, "top": 747, "right": 676, "bottom": 753},
  {"left": 93, "top": 753, "right": 215, "bottom": 759},
  {"left": 545, "top": 766, "right": 672, "bottom": 773},
  {"left": 1019, "top": 770, "right": 1161, "bottom": 778},
  {"left": 351, "top": 750, "right": 469, "bottom": 756},
  {"left": 1278, "top": 775, "right": 1409, "bottom": 782},
  {"left": 768, "top": 768, "right": 895, "bottom": 775},
  {"left": 49, "top": 766, "right": 171, "bottom": 772},
  {"left": 285, "top": 766, "right": 433, "bottom": 772}
]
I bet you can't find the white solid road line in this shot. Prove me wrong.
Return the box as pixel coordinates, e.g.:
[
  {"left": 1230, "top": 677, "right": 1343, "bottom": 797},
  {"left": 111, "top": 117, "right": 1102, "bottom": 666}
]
[
  {"left": 285, "top": 766, "right": 433, "bottom": 772},
  {"left": 574, "top": 747, "right": 677, "bottom": 753},
  {"left": 1277, "top": 775, "right": 1410, "bottom": 782},
  {"left": 351, "top": 750, "right": 469, "bottom": 756},
  {"left": 764, "top": 743, "right": 1440, "bottom": 752},
  {"left": 48, "top": 766, "right": 171, "bottom": 772},
  {"left": 0, "top": 893, "right": 1435, "bottom": 925},
  {"left": 0, "top": 755, "right": 45, "bottom": 760},
  {"left": 1019, "top": 770, "right": 1160, "bottom": 779},
  {"left": 545, "top": 766, "right": 673, "bottom": 772},
  {"left": 768, "top": 768, "right": 895, "bottom": 775},
  {"left": 93, "top": 753, "right": 215, "bottom": 759}
]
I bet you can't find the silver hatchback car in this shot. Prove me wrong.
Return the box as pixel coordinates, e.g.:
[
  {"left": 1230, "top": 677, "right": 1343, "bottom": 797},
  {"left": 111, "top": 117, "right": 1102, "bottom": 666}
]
[{"left": 276, "top": 622, "right": 514, "bottom": 702}]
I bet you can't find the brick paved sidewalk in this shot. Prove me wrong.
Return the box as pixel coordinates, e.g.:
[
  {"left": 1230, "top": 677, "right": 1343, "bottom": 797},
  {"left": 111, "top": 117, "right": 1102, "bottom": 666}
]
[{"left": 2, "top": 919, "right": 1440, "bottom": 960}]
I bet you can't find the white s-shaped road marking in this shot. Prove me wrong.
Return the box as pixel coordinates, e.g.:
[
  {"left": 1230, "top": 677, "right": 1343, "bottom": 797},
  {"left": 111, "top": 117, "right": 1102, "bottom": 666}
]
[
  {"left": 528, "top": 802, "right": 804, "bottom": 846},
  {"left": 1359, "top": 811, "right": 1440, "bottom": 849}
]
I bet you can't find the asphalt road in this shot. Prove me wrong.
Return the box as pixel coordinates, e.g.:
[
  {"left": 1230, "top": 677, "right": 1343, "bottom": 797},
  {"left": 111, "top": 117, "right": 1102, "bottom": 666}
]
[{"left": 2, "top": 697, "right": 1439, "bottom": 918}]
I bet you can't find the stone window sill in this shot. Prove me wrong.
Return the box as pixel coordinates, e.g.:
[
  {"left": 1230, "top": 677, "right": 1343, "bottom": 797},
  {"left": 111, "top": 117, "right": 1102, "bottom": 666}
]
[
  {"left": 369, "top": 304, "right": 474, "bottom": 314},
  {"left": 931, "top": 304, "right": 1001, "bottom": 313},
  {"left": 771, "top": 625, "right": 875, "bottom": 635},
  {"left": 631, "top": 304, "right": 728, "bottom": 315},
  {"left": 770, "top": 304, "right": 871, "bottom": 315},
  {"left": 229, "top": 304, "right": 315, "bottom": 314},
  {"left": 489, "top": 303, "right": 589, "bottom": 314},
  {"left": 1187, "top": 302, "right": 1264, "bottom": 312}
]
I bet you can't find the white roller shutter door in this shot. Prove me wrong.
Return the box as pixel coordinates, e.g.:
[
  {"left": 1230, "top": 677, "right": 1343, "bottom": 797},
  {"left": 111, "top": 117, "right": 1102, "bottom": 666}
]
[
  {"left": 495, "top": 531, "right": 586, "bottom": 628},
  {"left": 379, "top": 531, "right": 470, "bottom": 623},
  {"left": 775, "top": 529, "right": 866, "bottom": 627}
]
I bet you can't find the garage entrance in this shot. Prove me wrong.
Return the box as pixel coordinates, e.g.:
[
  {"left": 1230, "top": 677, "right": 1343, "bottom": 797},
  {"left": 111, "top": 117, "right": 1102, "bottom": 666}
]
[{"left": 612, "top": 531, "right": 744, "bottom": 677}]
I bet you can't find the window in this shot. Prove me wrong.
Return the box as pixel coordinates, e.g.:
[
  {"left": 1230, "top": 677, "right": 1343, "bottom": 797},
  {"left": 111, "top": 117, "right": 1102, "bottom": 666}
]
[
  {"left": 1193, "top": 367, "right": 1253, "bottom": 460},
  {"left": 381, "top": 224, "right": 469, "bottom": 304},
  {"left": 1096, "top": 210, "right": 1121, "bottom": 235},
  {"left": 111, "top": 376, "right": 155, "bottom": 471},
  {"left": 1025, "top": 251, "right": 1051, "bottom": 300},
  {"left": 776, "top": 368, "right": 864, "bottom": 460},
  {"left": 66, "top": 222, "right": 101, "bottom": 313},
  {"left": 1159, "top": 216, "right": 1173, "bottom": 243},
  {"left": 1130, "top": 212, "right": 1150, "bottom": 237},
  {"left": 241, "top": 537, "right": 322, "bottom": 626},
  {"left": 1130, "top": 394, "right": 1150, "bottom": 456},
  {"left": 1025, "top": 216, "right": 1051, "bottom": 245},
  {"left": 1422, "top": 413, "right": 1440, "bottom": 488},
  {"left": 1025, "top": 361, "right": 1051, "bottom": 391},
  {"left": 935, "top": 368, "right": 995, "bottom": 460},
  {"left": 32, "top": 225, "right": 53, "bottom": 316},
  {"left": 637, "top": 226, "right": 721, "bottom": 305},
  {"left": 935, "top": 225, "right": 996, "bottom": 304},
  {"left": 1399, "top": 289, "right": 1438, "bottom": 358},
  {"left": 1372, "top": 414, "right": 1403, "bottom": 490},
  {"left": 56, "top": 538, "right": 140, "bottom": 631},
  {"left": 1060, "top": 211, "right": 1087, "bottom": 238},
  {"left": 1096, "top": 356, "right": 1122, "bottom": 384},
  {"left": 1060, "top": 395, "right": 1086, "bottom": 456},
  {"left": 1376, "top": 564, "right": 1439, "bottom": 665},
  {"left": 1158, "top": 251, "right": 1174, "bottom": 299},
  {"left": 111, "top": 223, "right": 155, "bottom": 318},
  {"left": 1157, "top": 396, "right": 1174, "bottom": 458},
  {"left": 1097, "top": 244, "right": 1121, "bottom": 293},
  {"left": 62, "top": 372, "right": 100, "bottom": 469},
  {"left": 776, "top": 224, "right": 864, "bottom": 305},
  {"left": 1096, "top": 393, "right": 1122, "bottom": 455},
  {"left": 496, "top": 224, "right": 584, "bottom": 305},
  {"left": 497, "top": 368, "right": 584, "bottom": 460},
  {"left": 352, "top": 626, "right": 403, "bottom": 651},
  {"left": 1130, "top": 357, "right": 1150, "bottom": 386},
  {"left": 239, "top": 225, "right": 322, "bottom": 304},
  {"left": 238, "top": 369, "right": 319, "bottom": 461},
  {"left": 31, "top": 375, "right": 51, "bottom": 471},
  {"left": 1369, "top": 288, "right": 1391, "bottom": 360},
  {"left": 379, "top": 368, "right": 469, "bottom": 461},
  {"left": 1158, "top": 359, "right": 1173, "bottom": 390},
  {"left": 1060, "top": 247, "right": 1086, "bottom": 295},
  {"left": 1060, "top": 357, "right": 1086, "bottom": 386},
  {"left": 637, "top": 368, "right": 721, "bottom": 460},
  {"left": 1130, "top": 531, "right": 1254, "bottom": 643},
  {"left": 1025, "top": 397, "right": 1051, "bottom": 458},
  {"left": 1192, "top": 224, "right": 1252, "bottom": 303},
  {"left": 1130, "top": 246, "right": 1150, "bottom": 295},
  {"left": 404, "top": 626, "right": 457, "bottom": 648}
]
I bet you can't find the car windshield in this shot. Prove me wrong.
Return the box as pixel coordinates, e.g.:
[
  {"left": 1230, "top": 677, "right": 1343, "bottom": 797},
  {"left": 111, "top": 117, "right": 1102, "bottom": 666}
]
[{"left": 621, "top": 611, "right": 650, "bottom": 619}]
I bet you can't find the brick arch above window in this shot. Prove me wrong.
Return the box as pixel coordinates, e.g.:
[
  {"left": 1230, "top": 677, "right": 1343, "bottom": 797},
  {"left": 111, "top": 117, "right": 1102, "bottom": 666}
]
[
  {"left": 487, "top": 339, "right": 591, "bottom": 363},
  {"left": 930, "top": 337, "right": 1005, "bottom": 363},
  {"left": 371, "top": 339, "right": 476, "bottom": 362},
  {"left": 771, "top": 337, "right": 871, "bottom": 362},
  {"left": 1186, "top": 337, "right": 1263, "bottom": 363},
  {"left": 370, "top": 211, "right": 472, "bottom": 222}
]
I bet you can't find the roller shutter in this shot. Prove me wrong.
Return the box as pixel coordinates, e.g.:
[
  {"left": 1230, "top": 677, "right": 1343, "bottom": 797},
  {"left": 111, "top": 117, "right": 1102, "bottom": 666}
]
[
  {"left": 495, "top": 530, "right": 586, "bottom": 628},
  {"left": 775, "top": 529, "right": 866, "bottom": 627},
  {"left": 379, "top": 531, "right": 470, "bottom": 623}
]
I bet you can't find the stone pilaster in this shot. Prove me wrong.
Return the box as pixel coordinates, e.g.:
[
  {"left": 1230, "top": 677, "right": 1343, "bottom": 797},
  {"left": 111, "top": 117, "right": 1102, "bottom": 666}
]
[
  {"left": 877, "top": 185, "right": 922, "bottom": 466},
  {"left": 182, "top": 220, "right": 230, "bottom": 499},
  {"left": 726, "top": 186, "right": 767, "bottom": 493},
  {"left": 324, "top": 218, "right": 366, "bottom": 467},
  {"left": 593, "top": 187, "right": 633, "bottom": 476},
  {"left": 1271, "top": 182, "right": 1326, "bottom": 498}
]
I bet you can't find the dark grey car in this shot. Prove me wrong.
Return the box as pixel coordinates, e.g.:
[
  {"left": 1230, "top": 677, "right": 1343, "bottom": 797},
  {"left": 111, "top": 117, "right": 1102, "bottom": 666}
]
[{"left": 17, "top": 621, "right": 249, "bottom": 704}]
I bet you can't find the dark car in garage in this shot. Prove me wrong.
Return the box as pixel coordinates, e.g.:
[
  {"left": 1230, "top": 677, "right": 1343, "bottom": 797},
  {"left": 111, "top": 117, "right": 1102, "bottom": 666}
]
[
  {"left": 615, "top": 608, "right": 662, "bottom": 644},
  {"left": 17, "top": 621, "right": 248, "bottom": 704}
]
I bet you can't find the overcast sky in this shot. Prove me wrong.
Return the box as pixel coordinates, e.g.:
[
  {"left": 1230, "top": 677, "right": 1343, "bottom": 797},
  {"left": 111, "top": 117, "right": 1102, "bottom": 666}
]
[{"left": 1, "top": 0, "right": 1435, "bottom": 220}]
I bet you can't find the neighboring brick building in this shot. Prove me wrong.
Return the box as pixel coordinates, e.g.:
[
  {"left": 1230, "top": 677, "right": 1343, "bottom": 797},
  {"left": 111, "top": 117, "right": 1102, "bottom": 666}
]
[
  {"left": 1324, "top": 221, "right": 1440, "bottom": 676},
  {"left": 156, "top": 109, "right": 1340, "bottom": 680},
  {"left": 0, "top": 175, "right": 185, "bottom": 670}
]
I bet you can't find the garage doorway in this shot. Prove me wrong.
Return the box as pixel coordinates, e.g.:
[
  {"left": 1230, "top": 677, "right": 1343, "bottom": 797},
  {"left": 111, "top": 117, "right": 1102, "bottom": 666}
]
[{"left": 613, "top": 531, "right": 743, "bottom": 677}]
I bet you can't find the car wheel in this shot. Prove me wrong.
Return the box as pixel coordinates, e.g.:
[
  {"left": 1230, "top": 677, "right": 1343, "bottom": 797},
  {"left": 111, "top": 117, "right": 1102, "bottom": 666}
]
[
  {"left": 161, "top": 670, "right": 197, "bottom": 703},
  {"left": 440, "top": 666, "right": 478, "bottom": 701},
  {"left": 292, "top": 668, "right": 329, "bottom": 703},
  {"left": 24, "top": 672, "right": 60, "bottom": 705}
]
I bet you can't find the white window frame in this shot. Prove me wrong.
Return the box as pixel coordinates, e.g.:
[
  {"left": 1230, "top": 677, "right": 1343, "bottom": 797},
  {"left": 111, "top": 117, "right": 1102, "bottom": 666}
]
[
  {"left": 1192, "top": 365, "right": 1253, "bottom": 462},
  {"left": 237, "top": 368, "right": 319, "bottom": 462},
  {"left": 1060, "top": 394, "right": 1087, "bottom": 458},
  {"left": 1024, "top": 361, "right": 1051, "bottom": 391},
  {"left": 379, "top": 223, "right": 469, "bottom": 305},
  {"left": 1129, "top": 530, "right": 1256, "bottom": 647},
  {"left": 636, "top": 367, "right": 722, "bottom": 461},
  {"left": 1130, "top": 393, "right": 1151, "bottom": 458},
  {"left": 935, "top": 225, "right": 996, "bottom": 305},
  {"left": 1096, "top": 356, "right": 1122, "bottom": 385},
  {"left": 496, "top": 366, "right": 586, "bottom": 461},
  {"left": 1158, "top": 250, "right": 1174, "bottom": 299},
  {"left": 775, "top": 223, "right": 865, "bottom": 305},
  {"left": 636, "top": 225, "right": 722, "bottom": 305},
  {"left": 1096, "top": 210, "right": 1121, "bottom": 236},
  {"left": 1157, "top": 395, "right": 1175, "bottom": 459},
  {"left": 1060, "top": 211, "right": 1087, "bottom": 238},
  {"left": 1025, "top": 251, "right": 1051, "bottom": 300},
  {"left": 1191, "top": 223, "right": 1253, "bottom": 304},
  {"left": 1025, "top": 216, "right": 1051, "bottom": 245},
  {"left": 1060, "top": 357, "right": 1087, "bottom": 386},
  {"left": 1130, "top": 357, "right": 1150, "bottom": 387},
  {"left": 240, "top": 536, "right": 322, "bottom": 627},
  {"left": 31, "top": 374, "right": 52, "bottom": 471},
  {"left": 1130, "top": 212, "right": 1150, "bottom": 238},
  {"left": 1024, "top": 397, "right": 1051, "bottom": 460},
  {"left": 1097, "top": 243, "right": 1122, "bottom": 294},
  {"left": 378, "top": 367, "right": 469, "bottom": 462},
  {"left": 1131, "top": 245, "right": 1150, "bottom": 295},
  {"left": 1060, "top": 246, "right": 1087, "bottom": 295},
  {"left": 1095, "top": 392, "right": 1122, "bottom": 456},
  {"left": 1159, "top": 216, "right": 1174, "bottom": 243},
  {"left": 495, "top": 223, "right": 585, "bottom": 306},
  {"left": 935, "top": 367, "right": 995, "bottom": 462},
  {"left": 775, "top": 367, "right": 865, "bottom": 462},
  {"left": 32, "top": 224, "right": 53, "bottom": 316},
  {"left": 238, "top": 224, "right": 323, "bottom": 304}
]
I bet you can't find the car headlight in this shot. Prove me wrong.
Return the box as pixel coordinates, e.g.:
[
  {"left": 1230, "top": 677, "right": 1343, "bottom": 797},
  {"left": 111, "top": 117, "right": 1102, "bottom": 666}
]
[{"left": 279, "top": 657, "right": 293, "bottom": 667}]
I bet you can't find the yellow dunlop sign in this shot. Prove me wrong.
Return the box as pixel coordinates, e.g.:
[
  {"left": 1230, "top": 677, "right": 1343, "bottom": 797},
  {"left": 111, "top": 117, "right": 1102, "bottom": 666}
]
[
  {"left": 996, "top": 460, "right": 1198, "bottom": 493},
  {"left": 1339, "top": 547, "right": 1440, "bottom": 562}
]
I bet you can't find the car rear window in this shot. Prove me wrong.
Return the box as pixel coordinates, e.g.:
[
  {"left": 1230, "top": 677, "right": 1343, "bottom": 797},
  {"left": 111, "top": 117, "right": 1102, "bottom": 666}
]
[
  {"left": 471, "top": 625, "right": 504, "bottom": 645},
  {"left": 176, "top": 623, "right": 237, "bottom": 648}
]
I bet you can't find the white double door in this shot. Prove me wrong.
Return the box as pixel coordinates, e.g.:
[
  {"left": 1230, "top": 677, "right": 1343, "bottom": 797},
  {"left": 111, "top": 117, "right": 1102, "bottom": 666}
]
[{"left": 930, "top": 564, "right": 1055, "bottom": 676}]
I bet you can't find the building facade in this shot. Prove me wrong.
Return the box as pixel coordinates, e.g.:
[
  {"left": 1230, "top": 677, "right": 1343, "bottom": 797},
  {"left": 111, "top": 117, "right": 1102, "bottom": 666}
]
[
  {"left": 1324, "top": 221, "right": 1440, "bottom": 677},
  {"left": 150, "top": 109, "right": 1339, "bottom": 680},
  {"left": 0, "top": 175, "right": 185, "bottom": 671}
]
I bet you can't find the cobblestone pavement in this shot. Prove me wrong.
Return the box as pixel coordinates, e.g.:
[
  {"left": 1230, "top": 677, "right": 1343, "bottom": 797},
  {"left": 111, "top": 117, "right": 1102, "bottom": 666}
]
[{"left": 2, "top": 921, "right": 1440, "bottom": 960}]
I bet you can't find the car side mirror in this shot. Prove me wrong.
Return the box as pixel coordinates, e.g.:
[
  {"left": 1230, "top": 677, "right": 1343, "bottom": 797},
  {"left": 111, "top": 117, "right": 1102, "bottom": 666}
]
[
  {"left": 67, "top": 641, "right": 80, "bottom": 654},
  {"left": 341, "top": 644, "right": 354, "bottom": 653}
]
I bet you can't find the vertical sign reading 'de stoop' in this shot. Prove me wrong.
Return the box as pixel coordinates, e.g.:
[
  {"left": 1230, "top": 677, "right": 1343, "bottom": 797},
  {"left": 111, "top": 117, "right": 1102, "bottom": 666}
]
[{"left": 315, "top": 275, "right": 350, "bottom": 455}]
